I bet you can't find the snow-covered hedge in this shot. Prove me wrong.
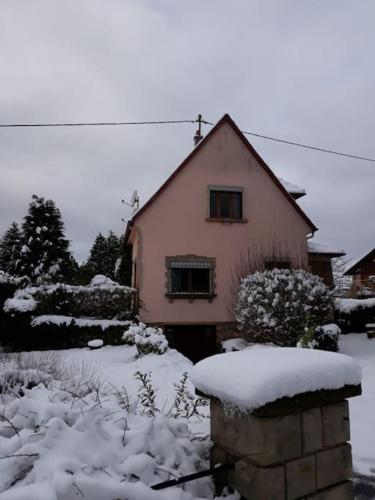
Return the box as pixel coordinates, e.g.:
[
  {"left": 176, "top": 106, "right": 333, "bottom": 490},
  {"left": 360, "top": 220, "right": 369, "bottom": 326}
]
[
  {"left": 236, "top": 269, "right": 332, "bottom": 346},
  {"left": 122, "top": 323, "right": 168, "bottom": 356},
  {"left": 4, "top": 274, "right": 136, "bottom": 319},
  {"left": 334, "top": 297, "right": 375, "bottom": 333}
]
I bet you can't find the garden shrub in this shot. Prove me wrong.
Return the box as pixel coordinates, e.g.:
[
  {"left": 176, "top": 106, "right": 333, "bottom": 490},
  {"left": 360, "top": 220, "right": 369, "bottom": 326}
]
[
  {"left": 236, "top": 268, "right": 332, "bottom": 346},
  {"left": 3, "top": 275, "right": 136, "bottom": 320},
  {"left": 314, "top": 324, "right": 340, "bottom": 351},
  {"left": 0, "top": 272, "right": 29, "bottom": 317},
  {"left": 334, "top": 298, "right": 375, "bottom": 333},
  {"left": 297, "top": 323, "right": 340, "bottom": 352},
  {"left": 122, "top": 323, "right": 168, "bottom": 356},
  {"left": 1, "top": 275, "right": 136, "bottom": 351}
]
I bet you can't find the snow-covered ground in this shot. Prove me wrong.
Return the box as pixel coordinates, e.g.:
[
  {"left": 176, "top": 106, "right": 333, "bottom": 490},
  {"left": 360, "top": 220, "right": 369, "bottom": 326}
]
[
  {"left": 0, "top": 346, "right": 234, "bottom": 500},
  {"left": 1, "top": 334, "right": 374, "bottom": 498},
  {"left": 339, "top": 334, "right": 375, "bottom": 477}
]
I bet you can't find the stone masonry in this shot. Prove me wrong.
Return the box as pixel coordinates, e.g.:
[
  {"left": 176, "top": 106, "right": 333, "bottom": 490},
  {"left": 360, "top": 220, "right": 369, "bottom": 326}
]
[{"left": 208, "top": 385, "right": 361, "bottom": 500}]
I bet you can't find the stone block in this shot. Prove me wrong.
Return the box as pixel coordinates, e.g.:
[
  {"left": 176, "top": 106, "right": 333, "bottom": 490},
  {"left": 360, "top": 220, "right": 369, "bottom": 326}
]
[
  {"left": 316, "top": 444, "right": 352, "bottom": 489},
  {"left": 286, "top": 455, "right": 316, "bottom": 499},
  {"left": 230, "top": 459, "right": 285, "bottom": 500},
  {"left": 306, "top": 480, "right": 353, "bottom": 499},
  {"left": 211, "top": 401, "right": 302, "bottom": 465},
  {"left": 322, "top": 401, "right": 350, "bottom": 447},
  {"left": 302, "top": 407, "right": 323, "bottom": 453}
]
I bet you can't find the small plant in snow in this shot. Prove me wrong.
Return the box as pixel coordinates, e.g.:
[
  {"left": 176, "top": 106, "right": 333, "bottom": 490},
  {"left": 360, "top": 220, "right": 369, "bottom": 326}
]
[
  {"left": 168, "top": 371, "right": 208, "bottom": 419},
  {"left": 236, "top": 268, "right": 332, "bottom": 346},
  {"left": 296, "top": 326, "right": 318, "bottom": 349},
  {"left": 122, "top": 322, "right": 168, "bottom": 356},
  {"left": 134, "top": 371, "right": 159, "bottom": 417}
]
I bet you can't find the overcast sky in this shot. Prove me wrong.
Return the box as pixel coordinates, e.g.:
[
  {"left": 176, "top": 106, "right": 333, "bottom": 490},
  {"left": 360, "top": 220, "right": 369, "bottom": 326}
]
[{"left": 0, "top": 0, "right": 374, "bottom": 262}]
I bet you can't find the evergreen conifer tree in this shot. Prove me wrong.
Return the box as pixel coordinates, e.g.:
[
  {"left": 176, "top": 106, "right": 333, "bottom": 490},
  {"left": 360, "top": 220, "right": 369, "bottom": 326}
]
[
  {"left": 85, "top": 233, "right": 108, "bottom": 277},
  {"left": 104, "top": 231, "right": 120, "bottom": 279},
  {"left": 115, "top": 236, "right": 132, "bottom": 286},
  {"left": 85, "top": 231, "right": 121, "bottom": 280},
  {"left": 0, "top": 222, "right": 22, "bottom": 275},
  {"left": 17, "top": 195, "right": 76, "bottom": 283}
]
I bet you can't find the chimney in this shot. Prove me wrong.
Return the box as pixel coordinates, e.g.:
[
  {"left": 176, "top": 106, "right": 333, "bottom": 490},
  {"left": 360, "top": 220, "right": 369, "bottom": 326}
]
[
  {"left": 193, "top": 114, "right": 203, "bottom": 146},
  {"left": 193, "top": 129, "right": 203, "bottom": 146}
]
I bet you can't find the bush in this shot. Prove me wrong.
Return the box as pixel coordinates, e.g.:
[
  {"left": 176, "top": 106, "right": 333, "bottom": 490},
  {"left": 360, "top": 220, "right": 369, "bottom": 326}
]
[
  {"left": 314, "top": 324, "right": 340, "bottom": 352},
  {"left": 4, "top": 275, "right": 136, "bottom": 320},
  {"left": 122, "top": 323, "right": 168, "bottom": 356},
  {"left": 334, "top": 298, "right": 375, "bottom": 333},
  {"left": 236, "top": 268, "right": 332, "bottom": 346},
  {"left": 297, "top": 324, "right": 340, "bottom": 352},
  {"left": 0, "top": 272, "right": 29, "bottom": 317}
]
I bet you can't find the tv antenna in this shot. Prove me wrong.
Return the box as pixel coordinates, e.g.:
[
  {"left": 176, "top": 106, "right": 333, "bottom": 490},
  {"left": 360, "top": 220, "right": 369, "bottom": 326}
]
[{"left": 122, "top": 190, "right": 140, "bottom": 220}]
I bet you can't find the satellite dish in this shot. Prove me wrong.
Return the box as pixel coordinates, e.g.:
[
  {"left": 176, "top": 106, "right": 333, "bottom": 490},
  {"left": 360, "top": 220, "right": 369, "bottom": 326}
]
[
  {"left": 131, "top": 205, "right": 139, "bottom": 216},
  {"left": 130, "top": 190, "right": 138, "bottom": 206}
]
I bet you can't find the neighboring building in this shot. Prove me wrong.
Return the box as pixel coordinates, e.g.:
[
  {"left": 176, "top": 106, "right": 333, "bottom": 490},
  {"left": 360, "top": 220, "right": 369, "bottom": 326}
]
[
  {"left": 307, "top": 242, "right": 345, "bottom": 288},
  {"left": 344, "top": 248, "right": 375, "bottom": 297},
  {"left": 125, "top": 114, "right": 341, "bottom": 360}
]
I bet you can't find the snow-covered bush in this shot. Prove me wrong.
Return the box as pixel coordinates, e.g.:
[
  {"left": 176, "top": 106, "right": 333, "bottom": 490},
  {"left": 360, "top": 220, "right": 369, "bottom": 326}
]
[
  {"left": 0, "top": 272, "right": 29, "bottom": 319},
  {"left": 236, "top": 268, "right": 332, "bottom": 346},
  {"left": 334, "top": 297, "right": 375, "bottom": 333},
  {"left": 122, "top": 322, "right": 168, "bottom": 356},
  {"left": 314, "top": 324, "right": 340, "bottom": 352},
  {"left": 4, "top": 277, "right": 136, "bottom": 319},
  {"left": 3, "top": 286, "right": 38, "bottom": 314},
  {"left": 297, "top": 324, "right": 340, "bottom": 352}
]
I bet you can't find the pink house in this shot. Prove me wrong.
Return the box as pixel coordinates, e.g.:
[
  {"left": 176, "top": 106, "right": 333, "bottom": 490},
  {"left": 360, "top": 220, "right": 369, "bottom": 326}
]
[{"left": 125, "top": 114, "right": 335, "bottom": 360}]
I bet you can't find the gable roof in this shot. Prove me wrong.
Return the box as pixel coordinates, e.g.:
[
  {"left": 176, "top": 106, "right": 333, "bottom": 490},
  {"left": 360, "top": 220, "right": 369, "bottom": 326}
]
[
  {"left": 344, "top": 248, "right": 375, "bottom": 275},
  {"left": 128, "top": 114, "right": 317, "bottom": 233}
]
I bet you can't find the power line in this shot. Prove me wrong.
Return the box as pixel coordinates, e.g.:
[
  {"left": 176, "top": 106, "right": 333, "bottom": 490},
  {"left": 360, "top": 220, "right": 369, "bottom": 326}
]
[
  {"left": 240, "top": 129, "right": 375, "bottom": 163},
  {"left": 0, "top": 119, "right": 196, "bottom": 128},
  {"left": 0, "top": 115, "right": 374, "bottom": 163},
  {"left": 201, "top": 119, "right": 375, "bottom": 163}
]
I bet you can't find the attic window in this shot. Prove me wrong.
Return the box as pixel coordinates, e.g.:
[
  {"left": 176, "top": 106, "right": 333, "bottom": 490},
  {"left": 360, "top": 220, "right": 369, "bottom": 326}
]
[
  {"left": 166, "top": 257, "right": 215, "bottom": 299},
  {"left": 209, "top": 188, "right": 243, "bottom": 220}
]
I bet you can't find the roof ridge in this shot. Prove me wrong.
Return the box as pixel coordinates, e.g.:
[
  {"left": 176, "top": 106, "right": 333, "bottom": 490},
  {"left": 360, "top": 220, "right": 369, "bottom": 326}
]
[{"left": 128, "top": 114, "right": 317, "bottom": 232}]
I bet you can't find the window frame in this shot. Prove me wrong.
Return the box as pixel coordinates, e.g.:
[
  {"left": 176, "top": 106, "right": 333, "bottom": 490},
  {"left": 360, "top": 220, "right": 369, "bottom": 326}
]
[
  {"left": 165, "top": 256, "right": 216, "bottom": 300},
  {"left": 207, "top": 186, "right": 245, "bottom": 222}
]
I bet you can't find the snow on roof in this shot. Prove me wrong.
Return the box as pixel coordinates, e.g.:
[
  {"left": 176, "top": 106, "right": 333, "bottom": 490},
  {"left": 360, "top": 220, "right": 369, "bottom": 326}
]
[
  {"left": 191, "top": 347, "right": 361, "bottom": 412},
  {"left": 308, "top": 241, "right": 345, "bottom": 256},
  {"left": 278, "top": 177, "right": 306, "bottom": 195}
]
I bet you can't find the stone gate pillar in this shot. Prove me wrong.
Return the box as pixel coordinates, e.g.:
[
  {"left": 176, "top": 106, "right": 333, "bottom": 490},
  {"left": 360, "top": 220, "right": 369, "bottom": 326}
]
[{"left": 192, "top": 347, "right": 361, "bottom": 500}]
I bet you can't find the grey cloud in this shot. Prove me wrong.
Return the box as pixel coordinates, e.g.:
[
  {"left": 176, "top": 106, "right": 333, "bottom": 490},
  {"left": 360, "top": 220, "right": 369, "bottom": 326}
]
[{"left": 0, "top": 0, "right": 374, "bottom": 261}]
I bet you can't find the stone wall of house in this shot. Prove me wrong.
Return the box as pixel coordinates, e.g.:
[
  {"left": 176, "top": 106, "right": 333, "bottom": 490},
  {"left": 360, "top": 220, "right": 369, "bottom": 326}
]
[{"left": 210, "top": 390, "right": 359, "bottom": 499}]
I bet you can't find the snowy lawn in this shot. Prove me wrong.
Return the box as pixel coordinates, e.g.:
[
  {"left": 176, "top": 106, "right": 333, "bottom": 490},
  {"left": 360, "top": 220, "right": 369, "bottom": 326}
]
[
  {"left": 0, "top": 345, "right": 240, "bottom": 500},
  {"left": 1, "top": 334, "right": 375, "bottom": 499},
  {"left": 339, "top": 334, "right": 375, "bottom": 478}
]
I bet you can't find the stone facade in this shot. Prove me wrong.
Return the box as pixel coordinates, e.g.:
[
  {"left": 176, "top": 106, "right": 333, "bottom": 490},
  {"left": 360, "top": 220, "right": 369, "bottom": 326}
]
[{"left": 210, "top": 388, "right": 360, "bottom": 499}]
